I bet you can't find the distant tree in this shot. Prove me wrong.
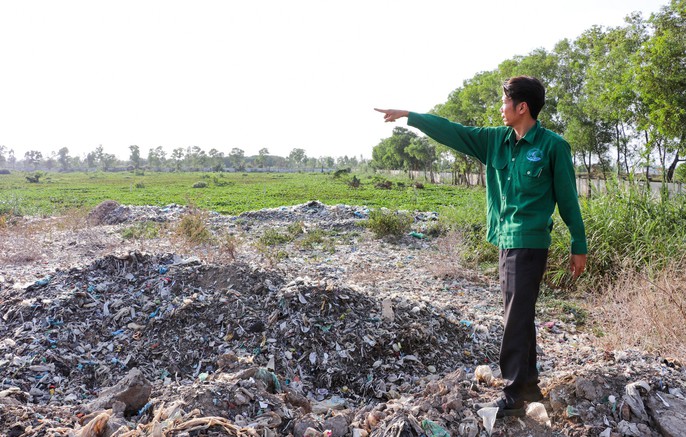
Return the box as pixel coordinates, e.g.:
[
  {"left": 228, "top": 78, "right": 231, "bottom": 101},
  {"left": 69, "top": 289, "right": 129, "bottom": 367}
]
[
  {"left": 100, "top": 153, "right": 117, "bottom": 171},
  {"left": 45, "top": 152, "right": 56, "bottom": 171},
  {"left": 0, "top": 145, "right": 6, "bottom": 167},
  {"left": 171, "top": 148, "right": 185, "bottom": 171},
  {"left": 371, "top": 127, "right": 416, "bottom": 172},
  {"left": 7, "top": 149, "right": 16, "bottom": 169},
  {"left": 255, "top": 148, "right": 269, "bottom": 168},
  {"left": 85, "top": 152, "right": 97, "bottom": 169},
  {"left": 288, "top": 148, "right": 307, "bottom": 168},
  {"left": 208, "top": 148, "right": 225, "bottom": 172},
  {"left": 57, "top": 147, "right": 71, "bottom": 171},
  {"left": 129, "top": 145, "right": 141, "bottom": 169},
  {"left": 228, "top": 147, "right": 245, "bottom": 170},
  {"left": 24, "top": 150, "right": 43, "bottom": 170}
]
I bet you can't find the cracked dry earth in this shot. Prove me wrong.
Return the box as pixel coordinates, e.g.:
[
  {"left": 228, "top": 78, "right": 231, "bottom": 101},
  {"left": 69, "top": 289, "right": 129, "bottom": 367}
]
[{"left": 0, "top": 201, "right": 684, "bottom": 437}]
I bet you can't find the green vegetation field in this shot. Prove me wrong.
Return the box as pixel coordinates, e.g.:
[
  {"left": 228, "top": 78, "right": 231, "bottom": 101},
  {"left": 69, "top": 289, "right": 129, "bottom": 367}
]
[{"left": 0, "top": 170, "right": 487, "bottom": 219}]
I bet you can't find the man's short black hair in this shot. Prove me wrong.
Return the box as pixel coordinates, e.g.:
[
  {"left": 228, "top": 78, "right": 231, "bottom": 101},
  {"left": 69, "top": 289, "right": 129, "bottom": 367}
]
[{"left": 503, "top": 76, "right": 545, "bottom": 120}]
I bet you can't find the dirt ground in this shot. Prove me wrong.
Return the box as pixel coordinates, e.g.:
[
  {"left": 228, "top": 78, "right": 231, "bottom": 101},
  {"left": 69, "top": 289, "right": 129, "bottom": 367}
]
[{"left": 0, "top": 201, "right": 684, "bottom": 436}]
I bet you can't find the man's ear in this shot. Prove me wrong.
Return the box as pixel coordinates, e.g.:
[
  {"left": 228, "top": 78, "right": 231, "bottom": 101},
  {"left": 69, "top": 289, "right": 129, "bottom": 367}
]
[{"left": 518, "top": 102, "right": 528, "bottom": 114}]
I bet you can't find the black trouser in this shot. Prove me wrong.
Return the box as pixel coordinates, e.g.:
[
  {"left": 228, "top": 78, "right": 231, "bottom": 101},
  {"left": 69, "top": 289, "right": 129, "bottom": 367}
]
[{"left": 498, "top": 248, "right": 548, "bottom": 404}]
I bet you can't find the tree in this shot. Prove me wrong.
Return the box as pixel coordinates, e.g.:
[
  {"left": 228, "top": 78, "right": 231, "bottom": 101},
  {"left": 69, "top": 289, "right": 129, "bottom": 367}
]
[
  {"left": 171, "top": 148, "right": 185, "bottom": 171},
  {"left": 405, "top": 136, "right": 436, "bottom": 181},
  {"left": 147, "top": 146, "right": 166, "bottom": 171},
  {"left": 57, "top": 147, "right": 71, "bottom": 171},
  {"left": 255, "top": 148, "right": 269, "bottom": 169},
  {"left": 24, "top": 150, "right": 43, "bottom": 170},
  {"left": 129, "top": 145, "right": 141, "bottom": 169},
  {"left": 287, "top": 148, "right": 307, "bottom": 169},
  {"left": 636, "top": 0, "right": 686, "bottom": 182},
  {"left": 0, "top": 145, "right": 6, "bottom": 167},
  {"left": 208, "top": 148, "right": 225, "bottom": 172},
  {"left": 228, "top": 148, "right": 245, "bottom": 170},
  {"left": 371, "top": 126, "right": 416, "bottom": 172}
]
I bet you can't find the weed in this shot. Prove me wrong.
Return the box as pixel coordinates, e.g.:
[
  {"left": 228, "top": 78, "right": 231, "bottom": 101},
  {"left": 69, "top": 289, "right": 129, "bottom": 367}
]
[
  {"left": 298, "top": 228, "right": 335, "bottom": 253},
  {"left": 176, "top": 209, "right": 212, "bottom": 244},
  {"left": 333, "top": 168, "right": 351, "bottom": 178},
  {"left": 366, "top": 209, "right": 413, "bottom": 240},
  {"left": 134, "top": 181, "right": 146, "bottom": 189},
  {"left": 217, "top": 232, "right": 240, "bottom": 261},
  {"left": 287, "top": 221, "right": 305, "bottom": 236},
  {"left": 259, "top": 228, "right": 294, "bottom": 246},
  {"left": 192, "top": 181, "right": 208, "bottom": 189},
  {"left": 374, "top": 179, "right": 393, "bottom": 190},
  {"left": 121, "top": 221, "right": 160, "bottom": 240},
  {"left": 348, "top": 176, "right": 361, "bottom": 188}
]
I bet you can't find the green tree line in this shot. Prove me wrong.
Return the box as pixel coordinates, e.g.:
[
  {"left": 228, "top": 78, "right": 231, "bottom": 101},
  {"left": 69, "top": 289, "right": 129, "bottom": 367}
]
[
  {"left": 371, "top": 0, "right": 686, "bottom": 188},
  {"left": 0, "top": 143, "right": 366, "bottom": 174}
]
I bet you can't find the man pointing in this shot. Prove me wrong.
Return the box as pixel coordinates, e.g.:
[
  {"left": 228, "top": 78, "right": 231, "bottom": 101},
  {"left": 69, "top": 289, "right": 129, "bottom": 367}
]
[{"left": 375, "top": 75, "right": 587, "bottom": 418}]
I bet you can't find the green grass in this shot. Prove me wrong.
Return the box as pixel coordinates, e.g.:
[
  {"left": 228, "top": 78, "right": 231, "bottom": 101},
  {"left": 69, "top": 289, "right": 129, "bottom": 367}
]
[{"left": 0, "top": 170, "right": 486, "bottom": 217}]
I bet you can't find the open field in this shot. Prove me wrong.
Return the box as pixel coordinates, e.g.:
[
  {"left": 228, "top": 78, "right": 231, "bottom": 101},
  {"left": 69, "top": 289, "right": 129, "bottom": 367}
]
[{"left": 0, "top": 170, "right": 487, "bottom": 218}]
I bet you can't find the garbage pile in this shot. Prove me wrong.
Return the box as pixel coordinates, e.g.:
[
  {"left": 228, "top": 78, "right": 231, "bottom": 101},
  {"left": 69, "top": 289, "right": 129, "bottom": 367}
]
[{"left": 0, "top": 200, "right": 685, "bottom": 436}]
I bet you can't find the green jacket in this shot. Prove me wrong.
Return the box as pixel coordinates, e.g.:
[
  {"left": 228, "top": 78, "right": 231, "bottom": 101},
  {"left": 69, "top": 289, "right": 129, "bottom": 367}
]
[{"left": 408, "top": 112, "right": 587, "bottom": 254}]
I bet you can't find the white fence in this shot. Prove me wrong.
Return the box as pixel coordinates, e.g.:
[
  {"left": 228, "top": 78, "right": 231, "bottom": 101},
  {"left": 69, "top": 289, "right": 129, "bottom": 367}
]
[{"left": 380, "top": 170, "right": 684, "bottom": 197}]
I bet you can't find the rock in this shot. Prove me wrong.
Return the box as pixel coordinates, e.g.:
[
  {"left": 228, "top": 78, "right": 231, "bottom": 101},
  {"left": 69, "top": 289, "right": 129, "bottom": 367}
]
[
  {"left": 646, "top": 392, "right": 686, "bottom": 437},
  {"left": 294, "top": 416, "right": 321, "bottom": 437},
  {"left": 323, "top": 414, "right": 349, "bottom": 437},
  {"left": 549, "top": 384, "right": 575, "bottom": 412},
  {"left": 576, "top": 377, "right": 605, "bottom": 401},
  {"left": 86, "top": 368, "right": 152, "bottom": 414}
]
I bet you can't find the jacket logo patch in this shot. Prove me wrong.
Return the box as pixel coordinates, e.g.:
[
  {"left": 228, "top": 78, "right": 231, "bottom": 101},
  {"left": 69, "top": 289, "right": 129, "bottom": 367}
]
[{"left": 526, "top": 148, "right": 543, "bottom": 162}]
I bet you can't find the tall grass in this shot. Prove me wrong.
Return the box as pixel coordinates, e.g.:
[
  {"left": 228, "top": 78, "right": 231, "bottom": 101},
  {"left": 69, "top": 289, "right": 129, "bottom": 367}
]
[{"left": 547, "top": 183, "right": 686, "bottom": 291}]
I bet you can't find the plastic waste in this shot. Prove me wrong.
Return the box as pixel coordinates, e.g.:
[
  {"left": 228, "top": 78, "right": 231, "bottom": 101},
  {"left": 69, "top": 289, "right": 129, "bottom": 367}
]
[
  {"left": 420, "top": 419, "right": 450, "bottom": 437},
  {"left": 623, "top": 380, "right": 650, "bottom": 421},
  {"left": 474, "top": 365, "right": 493, "bottom": 385},
  {"left": 409, "top": 231, "right": 426, "bottom": 239},
  {"left": 477, "top": 407, "right": 498, "bottom": 436},
  {"left": 458, "top": 417, "right": 479, "bottom": 437},
  {"left": 526, "top": 402, "right": 550, "bottom": 426},
  {"left": 599, "top": 428, "right": 612, "bottom": 437}
]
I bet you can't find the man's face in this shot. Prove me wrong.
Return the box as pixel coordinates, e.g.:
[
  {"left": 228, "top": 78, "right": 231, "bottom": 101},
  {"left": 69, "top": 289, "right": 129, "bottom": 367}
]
[{"left": 500, "top": 94, "right": 523, "bottom": 127}]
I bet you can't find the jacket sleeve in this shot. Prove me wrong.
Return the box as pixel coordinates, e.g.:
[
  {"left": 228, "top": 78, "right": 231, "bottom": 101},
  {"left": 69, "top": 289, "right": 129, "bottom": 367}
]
[
  {"left": 552, "top": 141, "right": 587, "bottom": 254},
  {"left": 407, "top": 112, "right": 489, "bottom": 164}
]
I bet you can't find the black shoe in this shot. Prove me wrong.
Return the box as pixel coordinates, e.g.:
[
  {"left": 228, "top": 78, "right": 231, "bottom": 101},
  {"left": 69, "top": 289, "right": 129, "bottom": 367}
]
[
  {"left": 521, "top": 384, "right": 544, "bottom": 402},
  {"left": 475, "top": 398, "right": 525, "bottom": 418}
]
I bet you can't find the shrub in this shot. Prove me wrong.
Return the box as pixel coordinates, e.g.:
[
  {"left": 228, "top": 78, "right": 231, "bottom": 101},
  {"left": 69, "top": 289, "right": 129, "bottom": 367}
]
[
  {"left": 134, "top": 181, "right": 145, "bottom": 189},
  {"left": 259, "top": 228, "right": 294, "bottom": 246},
  {"left": 348, "top": 175, "right": 361, "bottom": 188},
  {"left": 121, "top": 221, "right": 159, "bottom": 240},
  {"left": 26, "top": 172, "right": 45, "bottom": 183},
  {"left": 218, "top": 233, "right": 240, "bottom": 261},
  {"left": 374, "top": 179, "right": 393, "bottom": 190},
  {"left": 176, "top": 209, "right": 212, "bottom": 244},
  {"left": 547, "top": 183, "right": 686, "bottom": 290},
  {"left": 333, "top": 168, "right": 351, "bottom": 178},
  {"left": 192, "top": 181, "right": 208, "bottom": 189},
  {"left": 366, "top": 209, "right": 413, "bottom": 240}
]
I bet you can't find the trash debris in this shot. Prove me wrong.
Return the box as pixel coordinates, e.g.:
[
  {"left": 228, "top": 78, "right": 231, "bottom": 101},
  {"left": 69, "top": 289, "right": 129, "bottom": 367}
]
[
  {"left": 0, "top": 200, "right": 684, "bottom": 436},
  {"left": 477, "top": 407, "right": 498, "bottom": 435}
]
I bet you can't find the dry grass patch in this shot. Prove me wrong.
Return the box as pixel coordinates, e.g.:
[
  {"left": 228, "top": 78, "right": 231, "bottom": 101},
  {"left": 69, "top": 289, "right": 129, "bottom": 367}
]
[
  {"left": 427, "top": 230, "right": 493, "bottom": 284},
  {"left": 590, "top": 260, "right": 686, "bottom": 363}
]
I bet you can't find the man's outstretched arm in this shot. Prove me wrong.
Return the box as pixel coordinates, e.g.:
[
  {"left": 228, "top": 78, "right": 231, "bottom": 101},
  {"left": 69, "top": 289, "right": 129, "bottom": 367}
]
[{"left": 374, "top": 108, "right": 409, "bottom": 123}]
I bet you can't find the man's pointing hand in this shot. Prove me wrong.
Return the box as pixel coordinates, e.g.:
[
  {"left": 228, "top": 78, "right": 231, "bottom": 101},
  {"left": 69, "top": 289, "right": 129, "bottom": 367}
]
[{"left": 374, "top": 108, "right": 409, "bottom": 123}]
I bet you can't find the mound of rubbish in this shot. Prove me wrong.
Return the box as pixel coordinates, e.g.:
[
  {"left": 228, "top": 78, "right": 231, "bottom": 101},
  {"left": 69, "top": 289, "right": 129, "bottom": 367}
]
[{"left": 0, "top": 201, "right": 685, "bottom": 436}]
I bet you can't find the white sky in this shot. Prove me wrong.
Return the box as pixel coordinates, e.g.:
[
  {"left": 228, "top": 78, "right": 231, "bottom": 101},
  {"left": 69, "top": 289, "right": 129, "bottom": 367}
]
[{"left": 0, "top": 0, "right": 668, "bottom": 161}]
